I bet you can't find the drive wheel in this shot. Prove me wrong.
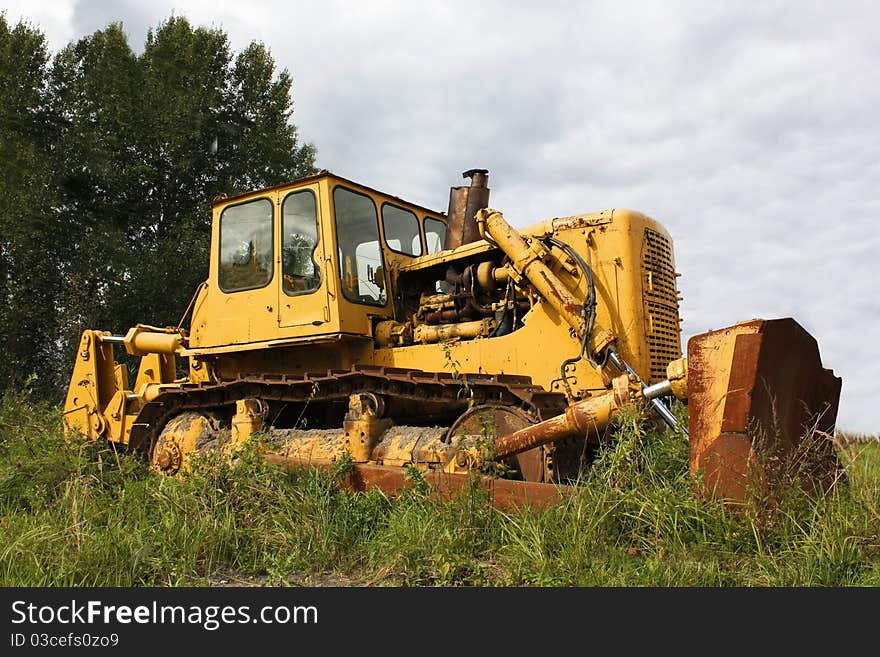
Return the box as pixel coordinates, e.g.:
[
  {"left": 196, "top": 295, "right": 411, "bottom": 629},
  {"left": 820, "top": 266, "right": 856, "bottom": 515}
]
[
  {"left": 446, "top": 404, "right": 547, "bottom": 482},
  {"left": 150, "top": 411, "right": 225, "bottom": 475}
]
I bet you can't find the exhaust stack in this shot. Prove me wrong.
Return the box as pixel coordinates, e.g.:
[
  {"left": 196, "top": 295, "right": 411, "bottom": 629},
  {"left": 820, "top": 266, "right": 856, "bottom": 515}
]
[{"left": 444, "top": 169, "right": 490, "bottom": 250}]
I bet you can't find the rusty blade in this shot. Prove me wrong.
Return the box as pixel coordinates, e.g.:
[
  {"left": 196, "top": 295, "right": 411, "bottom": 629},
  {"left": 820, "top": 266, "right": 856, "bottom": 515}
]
[{"left": 687, "top": 318, "right": 841, "bottom": 502}]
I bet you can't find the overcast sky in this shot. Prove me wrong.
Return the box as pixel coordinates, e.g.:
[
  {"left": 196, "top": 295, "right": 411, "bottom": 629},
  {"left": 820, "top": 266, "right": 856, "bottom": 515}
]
[{"left": 5, "top": 1, "right": 879, "bottom": 433}]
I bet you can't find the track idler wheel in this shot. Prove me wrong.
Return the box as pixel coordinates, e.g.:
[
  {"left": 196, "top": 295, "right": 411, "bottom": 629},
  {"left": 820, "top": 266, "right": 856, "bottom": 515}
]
[
  {"left": 150, "top": 411, "right": 226, "bottom": 475},
  {"left": 446, "top": 404, "right": 548, "bottom": 482}
]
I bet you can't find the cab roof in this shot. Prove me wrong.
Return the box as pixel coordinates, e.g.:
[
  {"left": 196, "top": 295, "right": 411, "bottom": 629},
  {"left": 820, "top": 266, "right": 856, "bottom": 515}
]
[{"left": 210, "top": 170, "right": 445, "bottom": 217}]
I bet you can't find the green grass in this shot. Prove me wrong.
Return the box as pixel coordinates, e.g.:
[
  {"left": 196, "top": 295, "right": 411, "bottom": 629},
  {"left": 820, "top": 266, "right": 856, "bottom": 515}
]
[{"left": 1, "top": 393, "right": 878, "bottom": 586}]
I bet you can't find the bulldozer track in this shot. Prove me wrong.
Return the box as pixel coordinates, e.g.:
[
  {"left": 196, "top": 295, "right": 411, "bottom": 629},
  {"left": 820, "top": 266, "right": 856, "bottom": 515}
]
[{"left": 128, "top": 364, "right": 568, "bottom": 456}]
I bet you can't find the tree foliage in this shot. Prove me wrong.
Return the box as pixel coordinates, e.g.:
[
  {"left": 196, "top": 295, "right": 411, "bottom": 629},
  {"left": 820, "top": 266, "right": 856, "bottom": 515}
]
[
  {"left": 0, "top": 14, "right": 316, "bottom": 397},
  {"left": 0, "top": 16, "right": 58, "bottom": 395}
]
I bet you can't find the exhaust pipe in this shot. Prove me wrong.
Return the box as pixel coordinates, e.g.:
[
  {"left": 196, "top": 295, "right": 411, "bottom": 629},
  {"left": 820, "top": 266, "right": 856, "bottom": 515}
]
[{"left": 444, "top": 169, "right": 490, "bottom": 250}]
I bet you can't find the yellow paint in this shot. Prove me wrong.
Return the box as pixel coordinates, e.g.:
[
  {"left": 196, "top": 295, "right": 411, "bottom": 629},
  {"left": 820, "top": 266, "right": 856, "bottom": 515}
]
[
  {"left": 64, "top": 172, "right": 683, "bottom": 454},
  {"left": 687, "top": 322, "right": 760, "bottom": 475},
  {"left": 63, "top": 331, "right": 120, "bottom": 441},
  {"left": 150, "top": 412, "right": 221, "bottom": 474},
  {"left": 667, "top": 357, "right": 689, "bottom": 400},
  {"left": 230, "top": 398, "right": 265, "bottom": 450}
]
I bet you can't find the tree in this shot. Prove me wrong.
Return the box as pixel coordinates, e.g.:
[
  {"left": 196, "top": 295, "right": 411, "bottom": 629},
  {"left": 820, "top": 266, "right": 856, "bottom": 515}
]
[
  {"left": 0, "top": 15, "right": 61, "bottom": 396},
  {"left": 227, "top": 41, "right": 316, "bottom": 190},
  {"left": 49, "top": 23, "right": 143, "bottom": 348},
  {"left": 0, "top": 14, "right": 317, "bottom": 398}
]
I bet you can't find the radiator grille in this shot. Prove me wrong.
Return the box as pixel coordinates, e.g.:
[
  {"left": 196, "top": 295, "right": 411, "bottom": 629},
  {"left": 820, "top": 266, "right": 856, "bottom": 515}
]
[{"left": 643, "top": 229, "right": 682, "bottom": 382}]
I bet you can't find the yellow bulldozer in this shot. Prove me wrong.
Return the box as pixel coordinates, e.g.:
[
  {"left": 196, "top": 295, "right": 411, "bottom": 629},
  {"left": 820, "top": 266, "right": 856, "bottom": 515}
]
[{"left": 62, "top": 169, "right": 841, "bottom": 506}]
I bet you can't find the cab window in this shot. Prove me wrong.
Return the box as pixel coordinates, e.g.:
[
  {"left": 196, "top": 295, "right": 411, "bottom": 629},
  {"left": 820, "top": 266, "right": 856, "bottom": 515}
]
[
  {"left": 382, "top": 203, "right": 422, "bottom": 256},
  {"left": 218, "top": 198, "right": 273, "bottom": 292},
  {"left": 281, "top": 190, "right": 321, "bottom": 296},
  {"left": 424, "top": 217, "right": 447, "bottom": 254},
  {"left": 333, "top": 186, "right": 387, "bottom": 306}
]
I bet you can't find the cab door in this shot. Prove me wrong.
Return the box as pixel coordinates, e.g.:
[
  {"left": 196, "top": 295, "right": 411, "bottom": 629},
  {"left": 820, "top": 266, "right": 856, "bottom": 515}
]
[
  {"left": 211, "top": 195, "right": 280, "bottom": 345},
  {"left": 277, "top": 186, "right": 332, "bottom": 329}
]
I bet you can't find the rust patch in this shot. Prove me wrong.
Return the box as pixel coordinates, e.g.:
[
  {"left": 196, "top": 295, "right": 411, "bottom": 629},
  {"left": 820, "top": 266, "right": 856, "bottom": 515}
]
[
  {"left": 493, "top": 388, "right": 620, "bottom": 460},
  {"left": 698, "top": 433, "right": 756, "bottom": 501},
  {"left": 266, "top": 457, "right": 568, "bottom": 510},
  {"left": 719, "top": 333, "right": 763, "bottom": 434},
  {"left": 537, "top": 271, "right": 566, "bottom": 303},
  {"left": 446, "top": 404, "right": 544, "bottom": 482},
  {"left": 688, "top": 318, "right": 841, "bottom": 502}
]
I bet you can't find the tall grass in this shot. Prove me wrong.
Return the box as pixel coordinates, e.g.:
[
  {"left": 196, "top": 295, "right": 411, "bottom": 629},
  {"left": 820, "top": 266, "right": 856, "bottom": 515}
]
[{"left": 1, "top": 393, "right": 878, "bottom": 586}]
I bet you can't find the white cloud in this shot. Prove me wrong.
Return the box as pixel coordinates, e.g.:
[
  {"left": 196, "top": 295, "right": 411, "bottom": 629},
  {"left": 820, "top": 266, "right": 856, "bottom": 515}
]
[{"left": 9, "top": 0, "right": 879, "bottom": 432}]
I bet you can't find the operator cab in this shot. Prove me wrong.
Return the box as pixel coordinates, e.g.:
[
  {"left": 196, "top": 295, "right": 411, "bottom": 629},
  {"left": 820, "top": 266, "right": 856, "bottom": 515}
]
[{"left": 187, "top": 171, "right": 447, "bottom": 351}]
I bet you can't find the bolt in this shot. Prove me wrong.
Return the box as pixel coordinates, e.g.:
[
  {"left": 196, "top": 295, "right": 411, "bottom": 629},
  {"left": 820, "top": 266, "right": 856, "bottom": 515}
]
[{"left": 155, "top": 448, "right": 171, "bottom": 469}]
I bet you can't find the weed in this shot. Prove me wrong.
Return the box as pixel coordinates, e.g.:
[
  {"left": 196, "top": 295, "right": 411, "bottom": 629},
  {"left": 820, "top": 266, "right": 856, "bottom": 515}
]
[
  {"left": 331, "top": 450, "right": 355, "bottom": 481},
  {"left": 1, "top": 394, "right": 878, "bottom": 586},
  {"left": 440, "top": 341, "right": 473, "bottom": 409}
]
